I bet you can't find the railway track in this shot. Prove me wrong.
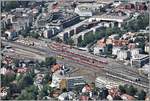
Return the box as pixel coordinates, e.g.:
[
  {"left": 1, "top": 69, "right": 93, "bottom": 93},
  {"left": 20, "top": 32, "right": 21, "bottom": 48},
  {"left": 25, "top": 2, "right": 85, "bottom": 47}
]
[
  {"left": 49, "top": 43, "right": 149, "bottom": 88},
  {"left": 3, "top": 40, "right": 149, "bottom": 89},
  {"left": 106, "top": 73, "right": 149, "bottom": 89}
]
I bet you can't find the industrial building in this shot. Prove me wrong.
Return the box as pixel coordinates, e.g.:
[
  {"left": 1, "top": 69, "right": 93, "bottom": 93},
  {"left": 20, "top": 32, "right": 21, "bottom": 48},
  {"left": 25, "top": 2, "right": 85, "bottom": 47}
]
[
  {"left": 37, "top": 11, "right": 80, "bottom": 29},
  {"left": 75, "top": 3, "right": 105, "bottom": 18},
  {"left": 131, "top": 54, "right": 149, "bottom": 67},
  {"left": 95, "top": 76, "right": 119, "bottom": 89},
  {"left": 60, "top": 76, "right": 86, "bottom": 91},
  {"left": 4, "top": 29, "right": 17, "bottom": 40},
  {"left": 88, "top": 11, "right": 129, "bottom": 28}
]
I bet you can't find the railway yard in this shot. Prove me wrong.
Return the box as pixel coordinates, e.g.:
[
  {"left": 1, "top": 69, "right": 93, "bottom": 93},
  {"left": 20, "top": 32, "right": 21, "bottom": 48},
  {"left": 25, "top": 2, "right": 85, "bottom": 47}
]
[{"left": 2, "top": 39, "right": 149, "bottom": 90}]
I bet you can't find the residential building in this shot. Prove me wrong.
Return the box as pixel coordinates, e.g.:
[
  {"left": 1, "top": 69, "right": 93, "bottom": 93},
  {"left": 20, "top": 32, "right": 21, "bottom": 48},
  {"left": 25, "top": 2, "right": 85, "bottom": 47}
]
[
  {"left": 43, "top": 27, "right": 61, "bottom": 38},
  {"left": 51, "top": 64, "right": 62, "bottom": 73}
]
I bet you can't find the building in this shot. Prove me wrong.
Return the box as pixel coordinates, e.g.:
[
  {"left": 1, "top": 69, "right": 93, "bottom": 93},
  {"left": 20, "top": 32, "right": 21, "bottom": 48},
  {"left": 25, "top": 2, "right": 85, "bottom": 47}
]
[
  {"left": 1, "top": 8, "right": 33, "bottom": 36},
  {"left": 95, "top": 76, "right": 119, "bottom": 89},
  {"left": 94, "top": 47, "right": 105, "bottom": 55},
  {"left": 88, "top": 11, "right": 129, "bottom": 28},
  {"left": 51, "top": 64, "right": 62, "bottom": 73},
  {"left": 58, "top": 91, "right": 75, "bottom": 101},
  {"left": 4, "top": 30, "right": 17, "bottom": 40},
  {"left": 117, "top": 50, "right": 131, "bottom": 60},
  {"left": 60, "top": 76, "right": 86, "bottom": 91},
  {"left": 121, "top": 94, "right": 135, "bottom": 100},
  {"left": 75, "top": 3, "right": 104, "bottom": 18},
  {"left": 138, "top": 64, "right": 150, "bottom": 75},
  {"left": 131, "top": 54, "right": 149, "bottom": 67},
  {"left": 43, "top": 27, "right": 61, "bottom": 38},
  {"left": 145, "top": 43, "right": 149, "bottom": 53},
  {"left": 112, "top": 46, "right": 121, "bottom": 55},
  {"left": 130, "top": 48, "right": 140, "bottom": 58},
  {"left": 77, "top": 0, "right": 96, "bottom": 3},
  {"left": 37, "top": 12, "right": 80, "bottom": 29},
  {"left": 116, "top": 1, "right": 148, "bottom": 11}
]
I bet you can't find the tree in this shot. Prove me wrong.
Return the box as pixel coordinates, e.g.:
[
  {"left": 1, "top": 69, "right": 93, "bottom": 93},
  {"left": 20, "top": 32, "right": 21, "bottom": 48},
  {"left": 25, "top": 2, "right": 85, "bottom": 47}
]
[
  {"left": 39, "top": 84, "right": 53, "bottom": 99},
  {"left": 119, "top": 85, "right": 126, "bottom": 94},
  {"left": 124, "top": 13, "right": 149, "bottom": 32},
  {"left": 30, "top": 32, "right": 39, "bottom": 39},
  {"left": 1, "top": 74, "right": 16, "bottom": 86},
  {"left": 137, "top": 90, "right": 146, "bottom": 100},
  {"left": 126, "top": 85, "right": 137, "bottom": 96},
  {"left": 65, "top": 38, "right": 74, "bottom": 46},
  {"left": 45, "top": 57, "right": 56, "bottom": 67},
  {"left": 18, "top": 73, "right": 34, "bottom": 89},
  {"left": 21, "top": 32, "right": 29, "bottom": 38},
  {"left": 78, "top": 32, "right": 95, "bottom": 47},
  {"left": 16, "top": 85, "right": 38, "bottom": 100},
  {"left": 43, "top": 73, "right": 52, "bottom": 84},
  {"left": 13, "top": 59, "right": 20, "bottom": 67},
  {"left": 137, "top": 13, "right": 149, "bottom": 30},
  {"left": 2, "top": 1, "right": 19, "bottom": 11},
  {"left": 54, "top": 37, "right": 63, "bottom": 43}
]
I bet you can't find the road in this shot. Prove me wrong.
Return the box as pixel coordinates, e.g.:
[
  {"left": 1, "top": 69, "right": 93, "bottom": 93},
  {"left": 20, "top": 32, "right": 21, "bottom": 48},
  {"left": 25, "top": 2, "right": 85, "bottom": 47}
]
[{"left": 2, "top": 40, "right": 149, "bottom": 89}]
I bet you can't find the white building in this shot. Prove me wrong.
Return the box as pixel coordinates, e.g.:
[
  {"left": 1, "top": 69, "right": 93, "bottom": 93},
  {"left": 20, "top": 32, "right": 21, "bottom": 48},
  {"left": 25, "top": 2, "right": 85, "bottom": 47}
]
[
  {"left": 117, "top": 50, "right": 130, "bottom": 60},
  {"left": 94, "top": 46, "right": 104, "bottom": 55},
  {"left": 5, "top": 30, "right": 17, "bottom": 40},
  {"left": 58, "top": 91, "right": 75, "bottom": 101},
  {"left": 50, "top": 72, "right": 63, "bottom": 88},
  {"left": 130, "top": 54, "right": 149, "bottom": 67},
  {"left": 145, "top": 43, "right": 149, "bottom": 53},
  {"left": 75, "top": 3, "right": 104, "bottom": 18},
  {"left": 109, "top": 34, "right": 120, "bottom": 40},
  {"left": 112, "top": 47, "right": 121, "bottom": 55},
  {"left": 95, "top": 76, "right": 119, "bottom": 89},
  {"left": 130, "top": 48, "right": 140, "bottom": 58},
  {"left": 0, "top": 68, "right": 7, "bottom": 75},
  {"left": 43, "top": 27, "right": 61, "bottom": 38}
]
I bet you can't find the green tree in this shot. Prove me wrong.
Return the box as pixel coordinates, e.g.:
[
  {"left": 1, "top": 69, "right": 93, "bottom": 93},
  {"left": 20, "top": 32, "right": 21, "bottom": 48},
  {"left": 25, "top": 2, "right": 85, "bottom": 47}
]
[
  {"left": 1, "top": 74, "right": 16, "bottom": 86},
  {"left": 30, "top": 32, "right": 39, "bottom": 39},
  {"left": 78, "top": 32, "right": 95, "bottom": 47},
  {"left": 16, "top": 85, "right": 38, "bottom": 100},
  {"left": 45, "top": 57, "right": 56, "bottom": 67},
  {"left": 126, "top": 85, "right": 137, "bottom": 96},
  {"left": 119, "top": 85, "right": 126, "bottom": 94},
  {"left": 65, "top": 38, "right": 74, "bottom": 46},
  {"left": 2, "top": 1, "right": 19, "bottom": 11},
  {"left": 137, "top": 90, "right": 146, "bottom": 100},
  {"left": 18, "top": 73, "right": 34, "bottom": 89},
  {"left": 54, "top": 37, "right": 63, "bottom": 43},
  {"left": 137, "top": 13, "right": 149, "bottom": 30},
  {"left": 39, "top": 84, "right": 53, "bottom": 99},
  {"left": 124, "top": 13, "right": 149, "bottom": 32}
]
